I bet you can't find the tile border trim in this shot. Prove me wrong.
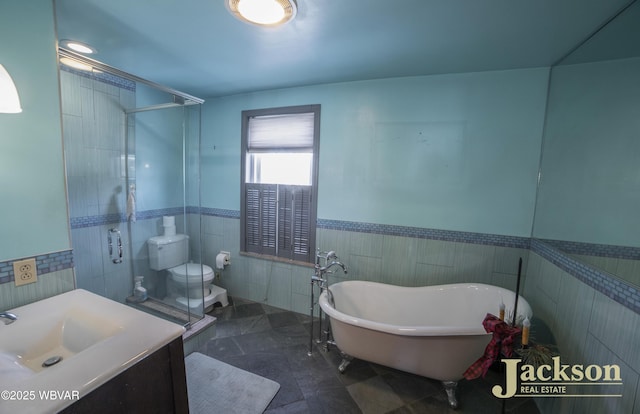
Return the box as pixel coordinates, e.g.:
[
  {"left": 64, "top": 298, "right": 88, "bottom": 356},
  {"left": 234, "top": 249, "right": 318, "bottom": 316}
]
[
  {"left": 317, "top": 219, "right": 531, "bottom": 248},
  {"left": 541, "top": 238, "right": 640, "bottom": 261},
  {"left": 531, "top": 239, "right": 640, "bottom": 315},
  {"left": 63, "top": 210, "right": 640, "bottom": 315},
  {"left": 60, "top": 65, "right": 136, "bottom": 91}
]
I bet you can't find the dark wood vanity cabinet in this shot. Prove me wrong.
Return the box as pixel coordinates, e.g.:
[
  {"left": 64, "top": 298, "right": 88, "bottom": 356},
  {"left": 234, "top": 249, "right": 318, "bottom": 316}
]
[{"left": 61, "top": 337, "right": 188, "bottom": 414}]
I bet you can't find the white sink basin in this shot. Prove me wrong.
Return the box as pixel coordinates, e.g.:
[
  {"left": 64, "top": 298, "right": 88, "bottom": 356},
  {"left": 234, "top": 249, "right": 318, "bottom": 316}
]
[{"left": 0, "top": 289, "right": 185, "bottom": 414}]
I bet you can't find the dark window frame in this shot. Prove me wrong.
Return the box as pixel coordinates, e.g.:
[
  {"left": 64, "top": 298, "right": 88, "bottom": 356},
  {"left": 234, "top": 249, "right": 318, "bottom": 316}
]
[{"left": 240, "top": 105, "right": 320, "bottom": 263}]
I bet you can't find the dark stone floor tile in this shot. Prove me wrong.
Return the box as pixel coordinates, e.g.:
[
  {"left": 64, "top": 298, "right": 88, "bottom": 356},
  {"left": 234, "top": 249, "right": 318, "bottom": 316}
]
[
  {"left": 347, "top": 375, "right": 405, "bottom": 413},
  {"left": 399, "top": 394, "right": 458, "bottom": 414},
  {"left": 202, "top": 298, "right": 539, "bottom": 414},
  {"left": 271, "top": 323, "right": 309, "bottom": 348},
  {"left": 212, "top": 318, "right": 242, "bottom": 338},
  {"left": 305, "top": 386, "right": 361, "bottom": 414},
  {"left": 505, "top": 396, "right": 540, "bottom": 413},
  {"left": 336, "top": 362, "right": 378, "bottom": 386},
  {"left": 268, "top": 311, "right": 302, "bottom": 328},
  {"left": 320, "top": 350, "right": 372, "bottom": 374},
  {"left": 265, "top": 399, "right": 310, "bottom": 413},
  {"left": 262, "top": 303, "right": 287, "bottom": 314},
  {"left": 233, "top": 302, "right": 266, "bottom": 318},
  {"left": 295, "top": 311, "right": 314, "bottom": 324},
  {"left": 236, "top": 314, "right": 272, "bottom": 335},
  {"left": 286, "top": 349, "right": 345, "bottom": 398},
  {"left": 223, "top": 350, "right": 304, "bottom": 409},
  {"left": 233, "top": 329, "right": 280, "bottom": 354},
  {"left": 201, "top": 336, "right": 243, "bottom": 359},
  {"left": 380, "top": 371, "right": 439, "bottom": 403}
]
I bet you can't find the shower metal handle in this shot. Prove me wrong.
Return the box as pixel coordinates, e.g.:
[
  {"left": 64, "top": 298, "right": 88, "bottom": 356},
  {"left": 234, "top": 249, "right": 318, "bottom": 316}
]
[{"left": 108, "top": 228, "right": 123, "bottom": 264}]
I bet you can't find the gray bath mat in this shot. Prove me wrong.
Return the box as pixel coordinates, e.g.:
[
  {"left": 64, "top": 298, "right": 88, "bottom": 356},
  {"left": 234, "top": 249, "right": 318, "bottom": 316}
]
[{"left": 185, "top": 352, "right": 280, "bottom": 414}]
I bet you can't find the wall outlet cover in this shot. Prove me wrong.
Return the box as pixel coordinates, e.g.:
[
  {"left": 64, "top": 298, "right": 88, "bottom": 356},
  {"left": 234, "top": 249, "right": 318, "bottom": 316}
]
[{"left": 14, "top": 258, "right": 38, "bottom": 286}]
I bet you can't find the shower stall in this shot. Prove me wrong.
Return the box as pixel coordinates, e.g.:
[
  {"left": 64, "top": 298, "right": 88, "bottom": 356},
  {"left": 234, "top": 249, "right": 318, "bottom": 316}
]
[{"left": 58, "top": 48, "right": 205, "bottom": 326}]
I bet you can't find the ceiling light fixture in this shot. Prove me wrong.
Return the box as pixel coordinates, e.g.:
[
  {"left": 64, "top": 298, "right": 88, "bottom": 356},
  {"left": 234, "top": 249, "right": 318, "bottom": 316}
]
[
  {"left": 0, "top": 64, "right": 22, "bottom": 114},
  {"left": 59, "top": 57, "right": 95, "bottom": 72},
  {"left": 60, "top": 39, "right": 97, "bottom": 54},
  {"left": 227, "top": 0, "right": 297, "bottom": 27}
]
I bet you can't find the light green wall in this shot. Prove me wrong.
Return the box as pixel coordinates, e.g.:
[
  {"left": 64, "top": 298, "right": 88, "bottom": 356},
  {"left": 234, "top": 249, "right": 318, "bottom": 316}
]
[
  {"left": 0, "top": 0, "right": 70, "bottom": 261},
  {"left": 533, "top": 57, "right": 640, "bottom": 247},
  {"left": 202, "top": 67, "right": 549, "bottom": 237}
]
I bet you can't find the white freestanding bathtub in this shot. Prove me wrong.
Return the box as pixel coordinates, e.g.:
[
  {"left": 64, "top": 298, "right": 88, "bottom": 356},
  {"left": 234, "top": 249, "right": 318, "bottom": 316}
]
[{"left": 318, "top": 281, "right": 532, "bottom": 409}]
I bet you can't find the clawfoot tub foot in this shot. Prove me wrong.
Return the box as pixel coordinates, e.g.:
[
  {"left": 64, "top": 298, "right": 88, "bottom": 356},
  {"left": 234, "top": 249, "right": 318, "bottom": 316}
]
[
  {"left": 442, "top": 381, "right": 458, "bottom": 409},
  {"left": 338, "top": 353, "right": 353, "bottom": 373}
]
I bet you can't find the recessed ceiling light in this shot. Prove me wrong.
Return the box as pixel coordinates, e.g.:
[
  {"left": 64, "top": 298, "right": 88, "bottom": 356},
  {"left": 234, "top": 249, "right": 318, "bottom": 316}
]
[
  {"left": 227, "top": 0, "right": 297, "bottom": 27},
  {"left": 60, "top": 39, "right": 97, "bottom": 54},
  {"left": 59, "top": 57, "right": 95, "bottom": 72}
]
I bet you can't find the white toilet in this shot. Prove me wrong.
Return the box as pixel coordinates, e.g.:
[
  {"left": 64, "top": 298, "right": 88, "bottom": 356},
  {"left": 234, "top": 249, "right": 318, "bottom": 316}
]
[{"left": 148, "top": 234, "right": 228, "bottom": 312}]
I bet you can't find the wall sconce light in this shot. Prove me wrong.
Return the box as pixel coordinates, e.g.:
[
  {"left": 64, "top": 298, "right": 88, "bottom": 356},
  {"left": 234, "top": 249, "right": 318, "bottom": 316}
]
[{"left": 0, "top": 64, "right": 22, "bottom": 113}]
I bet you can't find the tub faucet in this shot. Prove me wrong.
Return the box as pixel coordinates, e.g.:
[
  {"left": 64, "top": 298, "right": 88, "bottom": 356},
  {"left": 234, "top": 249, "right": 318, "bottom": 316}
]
[
  {"left": 318, "top": 260, "right": 348, "bottom": 275},
  {"left": 0, "top": 312, "right": 17, "bottom": 325}
]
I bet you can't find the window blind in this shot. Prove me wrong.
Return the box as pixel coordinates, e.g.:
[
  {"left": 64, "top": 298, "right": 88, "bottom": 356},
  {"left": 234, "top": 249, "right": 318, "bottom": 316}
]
[{"left": 248, "top": 112, "right": 315, "bottom": 152}]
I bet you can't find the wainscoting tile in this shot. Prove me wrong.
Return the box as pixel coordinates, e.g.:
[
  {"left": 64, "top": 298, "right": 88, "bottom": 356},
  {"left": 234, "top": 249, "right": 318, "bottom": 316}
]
[
  {"left": 415, "top": 263, "right": 456, "bottom": 286},
  {"left": 553, "top": 269, "right": 594, "bottom": 363},
  {"left": 415, "top": 238, "right": 456, "bottom": 267},
  {"left": 0, "top": 268, "right": 75, "bottom": 309},
  {"left": 453, "top": 242, "right": 495, "bottom": 282},
  {"left": 382, "top": 235, "right": 418, "bottom": 286},
  {"left": 316, "top": 228, "right": 351, "bottom": 259},
  {"left": 589, "top": 290, "right": 640, "bottom": 373},
  {"left": 571, "top": 333, "right": 638, "bottom": 414},
  {"left": 537, "top": 257, "right": 564, "bottom": 303},
  {"left": 349, "top": 232, "right": 384, "bottom": 258},
  {"left": 493, "top": 247, "right": 528, "bottom": 275},
  {"left": 347, "top": 254, "right": 383, "bottom": 283},
  {"left": 265, "top": 265, "right": 293, "bottom": 310},
  {"left": 203, "top": 215, "right": 224, "bottom": 236}
]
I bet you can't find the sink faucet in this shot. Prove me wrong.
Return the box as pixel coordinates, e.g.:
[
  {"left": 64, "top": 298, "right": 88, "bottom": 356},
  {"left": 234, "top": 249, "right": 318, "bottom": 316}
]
[{"left": 0, "top": 312, "right": 17, "bottom": 325}]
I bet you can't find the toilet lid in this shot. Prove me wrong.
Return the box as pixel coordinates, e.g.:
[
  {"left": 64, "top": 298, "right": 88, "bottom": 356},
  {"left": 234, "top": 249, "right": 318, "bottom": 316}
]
[{"left": 170, "top": 263, "right": 214, "bottom": 282}]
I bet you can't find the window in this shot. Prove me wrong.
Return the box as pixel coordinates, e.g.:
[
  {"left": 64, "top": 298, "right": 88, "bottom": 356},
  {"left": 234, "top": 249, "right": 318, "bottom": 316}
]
[{"left": 240, "top": 105, "right": 320, "bottom": 263}]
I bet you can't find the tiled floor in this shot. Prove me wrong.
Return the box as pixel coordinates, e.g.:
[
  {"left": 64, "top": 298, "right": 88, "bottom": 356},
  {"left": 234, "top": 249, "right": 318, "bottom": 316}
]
[{"left": 200, "top": 297, "right": 540, "bottom": 414}]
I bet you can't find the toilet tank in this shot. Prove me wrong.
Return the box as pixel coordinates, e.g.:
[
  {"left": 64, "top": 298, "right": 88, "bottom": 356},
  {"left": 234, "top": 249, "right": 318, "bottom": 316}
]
[{"left": 148, "top": 234, "right": 189, "bottom": 271}]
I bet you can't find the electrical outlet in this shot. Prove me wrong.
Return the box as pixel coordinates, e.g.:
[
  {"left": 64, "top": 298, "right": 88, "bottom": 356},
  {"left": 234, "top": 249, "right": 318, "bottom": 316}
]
[{"left": 14, "top": 258, "right": 38, "bottom": 286}]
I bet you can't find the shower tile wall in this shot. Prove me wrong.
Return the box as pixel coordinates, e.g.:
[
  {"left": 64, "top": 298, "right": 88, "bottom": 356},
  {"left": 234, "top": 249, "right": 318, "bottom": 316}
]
[
  {"left": 61, "top": 67, "right": 201, "bottom": 305},
  {"left": 61, "top": 68, "right": 136, "bottom": 302},
  {"left": 199, "top": 213, "right": 530, "bottom": 315}
]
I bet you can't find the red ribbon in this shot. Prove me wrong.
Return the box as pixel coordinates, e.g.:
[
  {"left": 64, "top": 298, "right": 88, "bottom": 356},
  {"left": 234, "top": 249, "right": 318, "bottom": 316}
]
[{"left": 463, "top": 313, "right": 522, "bottom": 380}]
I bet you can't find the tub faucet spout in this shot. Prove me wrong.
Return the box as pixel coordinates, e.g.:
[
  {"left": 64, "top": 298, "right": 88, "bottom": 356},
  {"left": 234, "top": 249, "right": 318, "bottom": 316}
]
[
  {"left": 0, "top": 312, "right": 17, "bottom": 325},
  {"left": 318, "top": 261, "right": 348, "bottom": 275}
]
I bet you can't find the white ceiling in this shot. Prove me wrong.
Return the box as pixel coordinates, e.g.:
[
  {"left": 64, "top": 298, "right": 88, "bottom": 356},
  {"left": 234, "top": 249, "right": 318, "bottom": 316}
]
[{"left": 54, "top": 0, "right": 632, "bottom": 98}]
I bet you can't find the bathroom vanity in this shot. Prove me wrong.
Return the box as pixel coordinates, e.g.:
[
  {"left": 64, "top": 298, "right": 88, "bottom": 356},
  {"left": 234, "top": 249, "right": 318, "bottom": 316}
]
[
  {"left": 60, "top": 337, "right": 188, "bottom": 413},
  {"left": 0, "top": 289, "right": 187, "bottom": 414}
]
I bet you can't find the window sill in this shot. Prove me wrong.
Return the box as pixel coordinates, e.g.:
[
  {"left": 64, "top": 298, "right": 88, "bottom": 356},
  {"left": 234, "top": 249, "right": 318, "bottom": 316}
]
[{"left": 239, "top": 251, "right": 314, "bottom": 268}]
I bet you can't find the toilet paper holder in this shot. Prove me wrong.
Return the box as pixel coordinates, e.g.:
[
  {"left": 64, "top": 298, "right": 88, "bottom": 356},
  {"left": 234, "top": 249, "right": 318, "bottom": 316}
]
[{"left": 216, "top": 251, "right": 231, "bottom": 269}]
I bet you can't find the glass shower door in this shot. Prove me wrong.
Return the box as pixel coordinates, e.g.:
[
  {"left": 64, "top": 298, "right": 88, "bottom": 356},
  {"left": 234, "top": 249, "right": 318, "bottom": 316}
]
[{"left": 126, "top": 101, "right": 203, "bottom": 325}]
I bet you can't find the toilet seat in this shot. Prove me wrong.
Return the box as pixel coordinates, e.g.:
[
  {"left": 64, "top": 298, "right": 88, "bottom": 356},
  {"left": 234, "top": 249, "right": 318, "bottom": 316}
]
[{"left": 169, "top": 263, "right": 214, "bottom": 284}]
